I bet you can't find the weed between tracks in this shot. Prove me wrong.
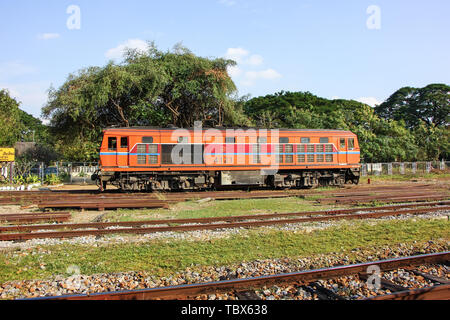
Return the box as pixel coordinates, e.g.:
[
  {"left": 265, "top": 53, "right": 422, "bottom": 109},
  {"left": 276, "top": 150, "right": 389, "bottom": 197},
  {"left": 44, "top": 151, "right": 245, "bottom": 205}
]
[
  {"left": 0, "top": 218, "right": 448, "bottom": 283},
  {"left": 98, "top": 197, "right": 342, "bottom": 222},
  {"left": 361, "top": 172, "right": 450, "bottom": 183}
]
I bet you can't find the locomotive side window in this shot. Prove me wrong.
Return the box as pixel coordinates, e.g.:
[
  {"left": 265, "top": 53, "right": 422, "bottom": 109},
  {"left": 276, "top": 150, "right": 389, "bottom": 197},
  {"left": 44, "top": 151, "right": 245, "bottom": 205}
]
[
  {"left": 348, "top": 138, "right": 355, "bottom": 150},
  {"left": 279, "top": 137, "right": 289, "bottom": 144},
  {"left": 178, "top": 136, "right": 188, "bottom": 143},
  {"left": 276, "top": 144, "right": 283, "bottom": 163},
  {"left": 319, "top": 137, "right": 329, "bottom": 143},
  {"left": 149, "top": 155, "right": 158, "bottom": 164},
  {"left": 108, "top": 137, "right": 117, "bottom": 151},
  {"left": 137, "top": 144, "right": 147, "bottom": 164},
  {"left": 142, "top": 136, "right": 153, "bottom": 143},
  {"left": 148, "top": 144, "right": 158, "bottom": 164},
  {"left": 297, "top": 144, "right": 306, "bottom": 163},
  {"left": 253, "top": 137, "right": 266, "bottom": 164},
  {"left": 285, "top": 144, "right": 293, "bottom": 163},
  {"left": 253, "top": 144, "right": 261, "bottom": 164},
  {"left": 301, "top": 137, "right": 310, "bottom": 143},
  {"left": 340, "top": 138, "right": 346, "bottom": 149},
  {"left": 225, "top": 137, "right": 235, "bottom": 143},
  {"left": 137, "top": 155, "right": 146, "bottom": 164},
  {"left": 120, "top": 137, "right": 128, "bottom": 148}
]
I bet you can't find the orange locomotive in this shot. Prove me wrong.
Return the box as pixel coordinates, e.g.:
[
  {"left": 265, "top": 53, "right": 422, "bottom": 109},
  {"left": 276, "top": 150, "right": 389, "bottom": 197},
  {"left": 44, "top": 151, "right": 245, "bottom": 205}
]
[{"left": 92, "top": 127, "right": 361, "bottom": 191}]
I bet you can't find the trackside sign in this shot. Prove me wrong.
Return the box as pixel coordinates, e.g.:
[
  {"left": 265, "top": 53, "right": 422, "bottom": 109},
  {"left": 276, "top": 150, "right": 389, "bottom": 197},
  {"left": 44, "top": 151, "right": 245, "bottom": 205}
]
[{"left": 0, "top": 148, "right": 15, "bottom": 162}]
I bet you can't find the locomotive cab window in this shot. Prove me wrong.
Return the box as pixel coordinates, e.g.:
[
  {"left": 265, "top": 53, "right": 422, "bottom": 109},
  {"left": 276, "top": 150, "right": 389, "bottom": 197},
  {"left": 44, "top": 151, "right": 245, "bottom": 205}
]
[
  {"left": 120, "top": 137, "right": 128, "bottom": 148},
  {"left": 340, "top": 138, "right": 346, "bottom": 149},
  {"left": 108, "top": 137, "right": 117, "bottom": 151},
  {"left": 348, "top": 138, "right": 355, "bottom": 150},
  {"left": 142, "top": 136, "right": 153, "bottom": 143}
]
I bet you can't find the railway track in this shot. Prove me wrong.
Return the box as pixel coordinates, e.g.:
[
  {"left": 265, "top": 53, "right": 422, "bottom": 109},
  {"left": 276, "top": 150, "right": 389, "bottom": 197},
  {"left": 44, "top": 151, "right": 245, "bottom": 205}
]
[
  {"left": 0, "top": 212, "right": 71, "bottom": 224},
  {"left": 27, "top": 252, "right": 450, "bottom": 300},
  {"left": 1, "top": 201, "right": 448, "bottom": 241},
  {"left": 0, "top": 190, "right": 307, "bottom": 210},
  {"left": 0, "top": 184, "right": 448, "bottom": 210}
]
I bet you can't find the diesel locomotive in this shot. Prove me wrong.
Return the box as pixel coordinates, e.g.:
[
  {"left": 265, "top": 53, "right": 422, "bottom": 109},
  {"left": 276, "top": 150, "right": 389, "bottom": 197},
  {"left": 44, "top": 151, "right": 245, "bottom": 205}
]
[{"left": 92, "top": 127, "right": 361, "bottom": 191}]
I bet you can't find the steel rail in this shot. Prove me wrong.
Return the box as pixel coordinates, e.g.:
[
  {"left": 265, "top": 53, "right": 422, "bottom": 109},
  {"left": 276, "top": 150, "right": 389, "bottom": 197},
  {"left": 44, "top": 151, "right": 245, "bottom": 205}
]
[
  {"left": 0, "top": 215, "right": 70, "bottom": 224},
  {"left": 366, "top": 283, "right": 450, "bottom": 300},
  {"left": 1, "top": 201, "right": 449, "bottom": 233},
  {"left": 27, "top": 252, "right": 449, "bottom": 300},
  {"left": 0, "top": 211, "right": 70, "bottom": 218},
  {"left": 1, "top": 205, "right": 449, "bottom": 241},
  {"left": 319, "top": 195, "right": 450, "bottom": 205}
]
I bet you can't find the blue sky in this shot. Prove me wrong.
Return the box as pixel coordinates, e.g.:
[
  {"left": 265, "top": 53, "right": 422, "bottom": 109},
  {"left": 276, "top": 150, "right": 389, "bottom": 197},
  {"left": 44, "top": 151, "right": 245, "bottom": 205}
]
[{"left": 0, "top": 0, "right": 449, "bottom": 118}]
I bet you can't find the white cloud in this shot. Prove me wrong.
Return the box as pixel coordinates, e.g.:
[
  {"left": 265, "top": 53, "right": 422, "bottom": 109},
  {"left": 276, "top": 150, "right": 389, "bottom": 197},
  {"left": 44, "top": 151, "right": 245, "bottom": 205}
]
[
  {"left": 224, "top": 48, "right": 263, "bottom": 66},
  {"left": 356, "top": 97, "right": 381, "bottom": 107},
  {"left": 224, "top": 47, "right": 249, "bottom": 64},
  {"left": 242, "top": 69, "right": 282, "bottom": 86},
  {"left": 37, "top": 33, "right": 60, "bottom": 40},
  {"left": 247, "top": 54, "right": 263, "bottom": 66},
  {"left": 105, "top": 39, "right": 148, "bottom": 60},
  {"left": 224, "top": 47, "right": 281, "bottom": 86},
  {"left": 227, "top": 65, "right": 242, "bottom": 78}
]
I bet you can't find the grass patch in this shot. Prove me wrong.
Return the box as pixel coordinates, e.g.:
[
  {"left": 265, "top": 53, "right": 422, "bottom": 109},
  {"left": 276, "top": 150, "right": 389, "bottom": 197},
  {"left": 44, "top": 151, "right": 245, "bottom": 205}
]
[
  {"left": 0, "top": 217, "right": 448, "bottom": 283},
  {"left": 362, "top": 172, "right": 450, "bottom": 183},
  {"left": 101, "top": 197, "right": 342, "bottom": 222}
]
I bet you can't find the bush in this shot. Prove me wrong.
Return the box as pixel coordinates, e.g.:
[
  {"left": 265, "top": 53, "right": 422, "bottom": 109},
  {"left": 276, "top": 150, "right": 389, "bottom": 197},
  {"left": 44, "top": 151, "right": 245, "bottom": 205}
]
[
  {"left": 26, "top": 174, "right": 40, "bottom": 184},
  {"left": 44, "top": 174, "right": 61, "bottom": 185}
]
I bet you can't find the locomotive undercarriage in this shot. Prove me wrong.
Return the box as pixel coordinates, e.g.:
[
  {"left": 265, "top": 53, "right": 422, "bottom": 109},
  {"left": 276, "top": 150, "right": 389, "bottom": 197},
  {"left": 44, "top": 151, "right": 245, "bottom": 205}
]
[{"left": 93, "top": 168, "right": 360, "bottom": 191}]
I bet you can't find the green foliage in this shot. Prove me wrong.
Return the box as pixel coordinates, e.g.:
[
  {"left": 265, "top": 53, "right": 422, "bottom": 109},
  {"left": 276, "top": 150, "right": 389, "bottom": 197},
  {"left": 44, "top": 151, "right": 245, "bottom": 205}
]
[
  {"left": 26, "top": 174, "right": 40, "bottom": 184},
  {"left": 0, "top": 89, "right": 23, "bottom": 147},
  {"left": 375, "top": 84, "right": 450, "bottom": 128},
  {"left": 413, "top": 121, "right": 450, "bottom": 160},
  {"left": 243, "top": 91, "right": 425, "bottom": 162},
  {"left": 58, "top": 172, "right": 71, "bottom": 182},
  {"left": 44, "top": 174, "right": 61, "bottom": 185},
  {"left": 31, "top": 39, "right": 448, "bottom": 164},
  {"left": 42, "top": 42, "right": 246, "bottom": 161},
  {"left": 16, "top": 143, "right": 59, "bottom": 165},
  {"left": 18, "top": 109, "right": 52, "bottom": 145},
  {"left": 373, "top": 84, "right": 449, "bottom": 160},
  {"left": 13, "top": 175, "right": 26, "bottom": 185}
]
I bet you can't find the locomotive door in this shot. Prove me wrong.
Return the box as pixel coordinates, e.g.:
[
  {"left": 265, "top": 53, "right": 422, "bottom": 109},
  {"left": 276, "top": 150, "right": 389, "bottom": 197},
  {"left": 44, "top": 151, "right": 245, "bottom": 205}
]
[
  {"left": 107, "top": 136, "right": 118, "bottom": 167},
  {"left": 338, "top": 138, "right": 348, "bottom": 164},
  {"left": 117, "top": 136, "right": 129, "bottom": 167}
]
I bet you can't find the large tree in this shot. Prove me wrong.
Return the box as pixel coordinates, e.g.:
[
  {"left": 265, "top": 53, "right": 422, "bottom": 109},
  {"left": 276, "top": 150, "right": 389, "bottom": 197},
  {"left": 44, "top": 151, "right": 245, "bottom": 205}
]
[
  {"left": 375, "top": 83, "right": 450, "bottom": 128},
  {"left": 243, "top": 91, "right": 419, "bottom": 162},
  {"left": 43, "top": 42, "right": 247, "bottom": 160},
  {"left": 0, "top": 89, "right": 23, "bottom": 147}
]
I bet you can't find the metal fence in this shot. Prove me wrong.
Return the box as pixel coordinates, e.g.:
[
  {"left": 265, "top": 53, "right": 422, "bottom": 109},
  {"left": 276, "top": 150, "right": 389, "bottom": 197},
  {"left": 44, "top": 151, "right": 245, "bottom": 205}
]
[
  {"left": 0, "top": 162, "right": 99, "bottom": 185},
  {"left": 1, "top": 160, "right": 448, "bottom": 186},
  {"left": 361, "top": 160, "right": 449, "bottom": 176}
]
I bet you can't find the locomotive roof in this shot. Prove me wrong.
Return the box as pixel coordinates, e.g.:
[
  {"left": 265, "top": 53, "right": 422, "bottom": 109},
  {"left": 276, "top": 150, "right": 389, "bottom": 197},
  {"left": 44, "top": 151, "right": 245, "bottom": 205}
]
[{"left": 104, "top": 126, "right": 353, "bottom": 133}]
